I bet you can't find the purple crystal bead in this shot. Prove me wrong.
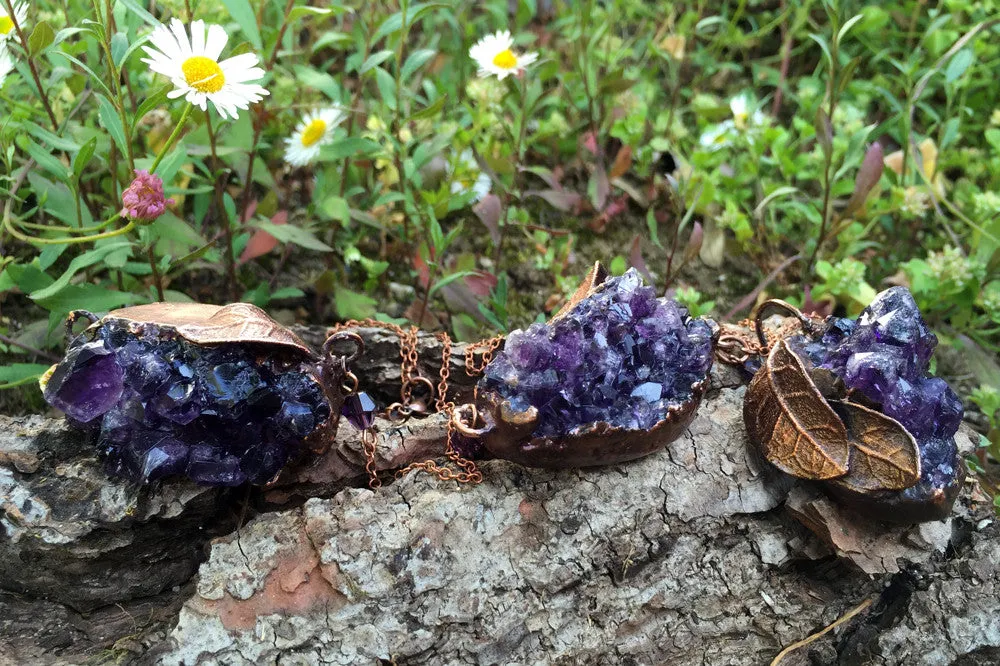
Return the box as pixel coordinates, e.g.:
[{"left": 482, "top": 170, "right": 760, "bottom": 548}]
[
  {"left": 341, "top": 391, "right": 376, "bottom": 430},
  {"left": 43, "top": 319, "right": 330, "bottom": 486},
  {"left": 479, "top": 269, "right": 713, "bottom": 437}
]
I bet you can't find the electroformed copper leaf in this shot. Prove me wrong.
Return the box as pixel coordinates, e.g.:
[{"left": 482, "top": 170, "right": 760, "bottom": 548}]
[
  {"left": 829, "top": 400, "right": 921, "bottom": 491},
  {"left": 109, "top": 303, "right": 313, "bottom": 356},
  {"left": 744, "top": 339, "right": 850, "bottom": 480}
]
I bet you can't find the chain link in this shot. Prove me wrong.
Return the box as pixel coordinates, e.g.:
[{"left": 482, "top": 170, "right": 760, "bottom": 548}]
[{"left": 327, "top": 319, "right": 501, "bottom": 487}]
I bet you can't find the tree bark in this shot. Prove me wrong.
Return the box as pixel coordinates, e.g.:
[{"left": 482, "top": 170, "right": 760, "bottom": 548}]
[{"left": 0, "top": 327, "right": 997, "bottom": 665}]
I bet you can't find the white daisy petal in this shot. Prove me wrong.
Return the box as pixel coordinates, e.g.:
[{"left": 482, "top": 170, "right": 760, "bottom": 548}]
[
  {"left": 205, "top": 23, "right": 229, "bottom": 60},
  {"left": 0, "top": 2, "right": 28, "bottom": 43}
]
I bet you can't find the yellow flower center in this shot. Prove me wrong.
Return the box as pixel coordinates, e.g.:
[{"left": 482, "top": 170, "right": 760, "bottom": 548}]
[
  {"left": 300, "top": 119, "right": 327, "bottom": 147},
  {"left": 0, "top": 16, "right": 14, "bottom": 35},
  {"left": 181, "top": 56, "right": 225, "bottom": 94},
  {"left": 492, "top": 49, "right": 517, "bottom": 69}
]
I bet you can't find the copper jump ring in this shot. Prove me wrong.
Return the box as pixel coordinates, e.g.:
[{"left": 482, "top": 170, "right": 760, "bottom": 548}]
[
  {"left": 322, "top": 330, "right": 365, "bottom": 365},
  {"left": 752, "top": 299, "right": 816, "bottom": 347}
]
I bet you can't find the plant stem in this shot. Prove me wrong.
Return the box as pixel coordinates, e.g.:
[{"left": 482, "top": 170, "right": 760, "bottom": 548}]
[
  {"left": 205, "top": 111, "right": 239, "bottom": 302},
  {"left": 147, "top": 243, "right": 165, "bottom": 301},
  {"left": 3, "top": 0, "right": 59, "bottom": 131},
  {"left": 150, "top": 103, "right": 193, "bottom": 174},
  {"left": 495, "top": 75, "right": 530, "bottom": 266},
  {"left": 0, "top": 333, "right": 61, "bottom": 363},
  {"left": 237, "top": 0, "right": 296, "bottom": 221}
]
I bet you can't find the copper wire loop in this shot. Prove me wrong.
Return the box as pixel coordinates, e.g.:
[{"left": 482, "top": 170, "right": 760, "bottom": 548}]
[
  {"left": 322, "top": 330, "right": 364, "bottom": 364},
  {"left": 452, "top": 403, "right": 489, "bottom": 437},
  {"left": 341, "top": 370, "right": 360, "bottom": 395},
  {"left": 752, "top": 299, "right": 816, "bottom": 347}
]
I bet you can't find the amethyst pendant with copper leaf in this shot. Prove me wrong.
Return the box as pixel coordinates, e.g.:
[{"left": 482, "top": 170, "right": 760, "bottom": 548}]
[
  {"left": 41, "top": 303, "right": 344, "bottom": 486},
  {"left": 476, "top": 264, "right": 715, "bottom": 467},
  {"left": 744, "top": 287, "right": 965, "bottom": 523}
]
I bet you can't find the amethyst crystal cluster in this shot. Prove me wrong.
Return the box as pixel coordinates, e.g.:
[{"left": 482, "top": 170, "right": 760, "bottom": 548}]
[
  {"left": 793, "top": 287, "right": 963, "bottom": 503},
  {"left": 43, "top": 320, "right": 329, "bottom": 486},
  {"left": 480, "top": 269, "right": 714, "bottom": 437}
]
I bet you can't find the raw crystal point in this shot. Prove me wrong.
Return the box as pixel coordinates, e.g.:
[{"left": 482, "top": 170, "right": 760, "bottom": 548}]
[
  {"left": 43, "top": 341, "right": 124, "bottom": 423},
  {"left": 480, "top": 269, "right": 713, "bottom": 437},
  {"left": 44, "top": 319, "right": 330, "bottom": 486}
]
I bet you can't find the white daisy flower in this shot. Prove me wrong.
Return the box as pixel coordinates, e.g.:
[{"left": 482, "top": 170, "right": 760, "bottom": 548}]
[
  {"left": 729, "top": 93, "right": 766, "bottom": 130},
  {"left": 699, "top": 121, "right": 737, "bottom": 151},
  {"left": 449, "top": 150, "right": 491, "bottom": 201},
  {"left": 283, "top": 107, "right": 347, "bottom": 167},
  {"left": 469, "top": 30, "right": 538, "bottom": 80},
  {"left": 0, "top": 2, "right": 27, "bottom": 42},
  {"left": 141, "top": 18, "right": 269, "bottom": 120}
]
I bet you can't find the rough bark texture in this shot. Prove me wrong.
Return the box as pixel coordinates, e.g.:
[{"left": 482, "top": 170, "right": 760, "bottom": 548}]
[{"left": 0, "top": 327, "right": 997, "bottom": 666}]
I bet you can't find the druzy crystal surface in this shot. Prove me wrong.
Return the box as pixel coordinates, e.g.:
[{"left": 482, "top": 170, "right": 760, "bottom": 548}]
[
  {"left": 792, "top": 287, "right": 963, "bottom": 500},
  {"left": 480, "top": 269, "right": 713, "bottom": 437},
  {"left": 43, "top": 320, "right": 329, "bottom": 486}
]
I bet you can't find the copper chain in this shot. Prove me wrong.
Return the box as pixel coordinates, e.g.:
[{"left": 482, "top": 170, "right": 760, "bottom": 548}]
[{"left": 326, "top": 319, "right": 504, "bottom": 487}]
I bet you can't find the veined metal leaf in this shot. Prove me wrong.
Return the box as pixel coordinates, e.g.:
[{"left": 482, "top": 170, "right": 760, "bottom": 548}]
[{"left": 830, "top": 400, "right": 921, "bottom": 491}]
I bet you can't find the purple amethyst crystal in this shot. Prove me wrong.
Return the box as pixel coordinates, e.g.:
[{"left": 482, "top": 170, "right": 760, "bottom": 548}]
[
  {"left": 43, "top": 320, "right": 330, "bottom": 486},
  {"left": 480, "top": 269, "right": 714, "bottom": 437},
  {"left": 795, "top": 287, "right": 964, "bottom": 514}
]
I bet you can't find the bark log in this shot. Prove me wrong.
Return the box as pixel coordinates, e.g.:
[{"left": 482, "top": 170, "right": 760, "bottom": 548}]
[{"left": 0, "top": 326, "right": 997, "bottom": 665}]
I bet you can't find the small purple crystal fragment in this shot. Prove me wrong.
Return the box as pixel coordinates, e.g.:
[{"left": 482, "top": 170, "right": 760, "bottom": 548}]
[
  {"left": 480, "top": 269, "right": 713, "bottom": 437},
  {"left": 43, "top": 341, "right": 124, "bottom": 423},
  {"left": 43, "top": 319, "right": 330, "bottom": 486},
  {"left": 341, "top": 391, "right": 376, "bottom": 430}
]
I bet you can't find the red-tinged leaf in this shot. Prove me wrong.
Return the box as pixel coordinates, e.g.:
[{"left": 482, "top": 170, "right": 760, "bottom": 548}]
[
  {"left": 582, "top": 132, "right": 598, "bottom": 155},
  {"left": 527, "top": 189, "right": 583, "bottom": 212},
  {"left": 609, "top": 145, "right": 633, "bottom": 180},
  {"left": 413, "top": 252, "right": 430, "bottom": 290},
  {"left": 682, "top": 221, "right": 703, "bottom": 266},
  {"left": 629, "top": 235, "right": 654, "bottom": 284},
  {"left": 520, "top": 165, "right": 562, "bottom": 190},
  {"left": 241, "top": 199, "right": 258, "bottom": 223},
  {"left": 473, "top": 194, "right": 502, "bottom": 246},
  {"left": 465, "top": 271, "right": 498, "bottom": 297},
  {"left": 842, "top": 142, "right": 885, "bottom": 217},
  {"left": 239, "top": 211, "right": 287, "bottom": 264}
]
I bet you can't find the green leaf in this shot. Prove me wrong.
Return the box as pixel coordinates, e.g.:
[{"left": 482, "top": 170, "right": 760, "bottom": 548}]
[
  {"left": 808, "top": 33, "right": 833, "bottom": 70},
  {"left": 401, "top": 48, "right": 436, "bottom": 80},
  {"left": 73, "top": 137, "right": 98, "bottom": 180},
  {"left": 0, "top": 363, "right": 51, "bottom": 390},
  {"left": 945, "top": 48, "right": 974, "bottom": 83},
  {"left": 407, "top": 95, "right": 446, "bottom": 122},
  {"left": 219, "top": 0, "right": 262, "bottom": 49},
  {"left": 34, "top": 283, "right": 141, "bottom": 315},
  {"left": 116, "top": 0, "right": 159, "bottom": 26},
  {"left": 334, "top": 286, "right": 377, "bottom": 319},
  {"left": 373, "top": 2, "right": 449, "bottom": 41},
  {"left": 374, "top": 67, "right": 397, "bottom": 110},
  {"left": 429, "top": 271, "right": 476, "bottom": 296},
  {"left": 97, "top": 94, "right": 129, "bottom": 159},
  {"left": 361, "top": 49, "right": 395, "bottom": 74},
  {"left": 111, "top": 31, "right": 129, "bottom": 67},
  {"left": 320, "top": 196, "right": 350, "bottom": 223},
  {"left": 17, "top": 135, "right": 71, "bottom": 180},
  {"left": 252, "top": 221, "right": 333, "bottom": 252},
  {"left": 836, "top": 14, "right": 865, "bottom": 44},
  {"left": 288, "top": 5, "right": 351, "bottom": 21},
  {"left": 134, "top": 83, "right": 172, "bottom": 124},
  {"left": 28, "top": 21, "right": 55, "bottom": 56},
  {"left": 985, "top": 128, "right": 1000, "bottom": 153},
  {"left": 30, "top": 242, "right": 134, "bottom": 301},
  {"left": 53, "top": 51, "right": 114, "bottom": 97},
  {"left": 270, "top": 287, "right": 305, "bottom": 300},
  {"left": 25, "top": 122, "right": 80, "bottom": 152},
  {"left": 26, "top": 173, "right": 94, "bottom": 227},
  {"left": 322, "top": 137, "right": 381, "bottom": 160}
]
